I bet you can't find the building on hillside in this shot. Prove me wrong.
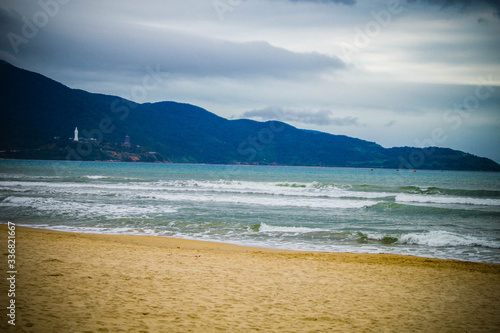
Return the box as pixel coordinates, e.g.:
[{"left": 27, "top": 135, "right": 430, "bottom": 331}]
[{"left": 123, "top": 135, "right": 131, "bottom": 147}]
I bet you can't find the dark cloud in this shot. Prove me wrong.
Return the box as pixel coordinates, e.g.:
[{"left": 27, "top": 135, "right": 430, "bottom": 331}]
[
  {"left": 288, "top": 0, "right": 356, "bottom": 5},
  {"left": 479, "top": 0, "right": 500, "bottom": 14},
  {"left": 407, "top": 0, "right": 500, "bottom": 16},
  {"left": 330, "top": 116, "right": 360, "bottom": 126},
  {"left": 288, "top": 0, "right": 500, "bottom": 14},
  {"left": 0, "top": 7, "right": 21, "bottom": 46},
  {"left": 242, "top": 106, "right": 360, "bottom": 126},
  {"left": 0, "top": 17, "right": 344, "bottom": 80},
  {"left": 0, "top": 7, "right": 14, "bottom": 27}
]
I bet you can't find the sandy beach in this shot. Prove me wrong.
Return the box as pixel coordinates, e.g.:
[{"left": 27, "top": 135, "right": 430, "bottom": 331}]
[{"left": 1, "top": 225, "right": 499, "bottom": 332}]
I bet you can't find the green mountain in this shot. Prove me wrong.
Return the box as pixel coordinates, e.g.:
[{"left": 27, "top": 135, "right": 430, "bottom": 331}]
[{"left": 1, "top": 61, "right": 499, "bottom": 171}]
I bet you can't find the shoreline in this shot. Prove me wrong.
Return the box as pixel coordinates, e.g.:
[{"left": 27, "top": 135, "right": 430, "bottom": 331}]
[
  {"left": 1, "top": 225, "right": 500, "bottom": 332},
  {"left": 12, "top": 225, "right": 500, "bottom": 270},
  {"left": 9, "top": 223, "right": 500, "bottom": 265},
  {"left": 10, "top": 224, "right": 500, "bottom": 266}
]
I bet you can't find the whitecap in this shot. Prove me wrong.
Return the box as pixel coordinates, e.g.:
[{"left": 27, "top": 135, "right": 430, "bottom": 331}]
[
  {"left": 399, "top": 231, "right": 499, "bottom": 248},
  {"left": 259, "top": 222, "right": 328, "bottom": 233},
  {"left": 396, "top": 193, "right": 500, "bottom": 206}
]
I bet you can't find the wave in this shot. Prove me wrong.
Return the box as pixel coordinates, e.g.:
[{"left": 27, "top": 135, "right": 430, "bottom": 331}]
[
  {"left": 3, "top": 178, "right": 498, "bottom": 204},
  {"left": 266, "top": 181, "right": 500, "bottom": 201},
  {"left": 396, "top": 186, "right": 500, "bottom": 198},
  {"left": 3, "top": 178, "right": 499, "bottom": 213},
  {"left": 0, "top": 174, "right": 141, "bottom": 182},
  {"left": 253, "top": 222, "right": 500, "bottom": 249},
  {"left": 301, "top": 182, "right": 500, "bottom": 198},
  {"left": 5, "top": 178, "right": 500, "bottom": 211},
  {"left": 0, "top": 181, "right": 155, "bottom": 194},
  {"left": 396, "top": 194, "right": 500, "bottom": 206},
  {"left": 350, "top": 230, "right": 499, "bottom": 249},
  {"left": 155, "top": 180, "right": 395, "bottom": 200},
  {"left": 399, "top": 231, "right": 500, "bottom": 248},
  {"left": 16, "top": 224, "right": 164, "bottom": 236},
  {"left": 140, "top": 192, "right": 379, "bottom": 209},
  {"left": 345, "top": 230, "right": 498, "bottom": 249},
  {"left": 258, "top": 222, "right": 328, "bottom": 234},
  {"left": 255, "top": 224, "right": 500, "bottom": 249},
  {"left": 0, "top": 180, "right": 381, "bottom": 210},
  {"left": 71, "top": 175, "right": 145, "bottom": 182},
  {"left": 0, "top": 196, "right": 178, "bottom": 218},
  {"left": 82, "top": 175, "right": 109, "bottom": 180}
]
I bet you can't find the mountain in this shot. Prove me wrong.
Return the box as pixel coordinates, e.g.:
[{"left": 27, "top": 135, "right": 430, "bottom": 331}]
[{"left": 1, "top": 61, "right": 499, "bottom": 171}]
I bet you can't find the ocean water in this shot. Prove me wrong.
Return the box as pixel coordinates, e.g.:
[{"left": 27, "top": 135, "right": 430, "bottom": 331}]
[{"left": 1, "top": 160, "right": 499, "bottom": 263}]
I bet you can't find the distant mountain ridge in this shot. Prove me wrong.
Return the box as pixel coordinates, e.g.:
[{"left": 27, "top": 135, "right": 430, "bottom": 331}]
[{"left": 1, "top": 61, "right": 499, "bottom": 171}]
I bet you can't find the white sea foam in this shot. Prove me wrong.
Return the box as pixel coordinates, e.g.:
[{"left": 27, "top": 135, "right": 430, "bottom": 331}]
[
  {"left": 0, "top": 181, "right": 154, "bottom": 197},
  {"left": 399, "top": 231, "right": 499, "bottom": 248},
  {"left": 0, "top": 179, "right": 394, "bottom": 202},
  {"left": 153, "top": 180, "right": 394, "bottom": 199},
  {"left": 83, "top": 175, "right": 108, "bottom": 180},
  {"left": 259, "top": 222, "right": 328, "bottom": 233},
  {"left": 139, "top": 191, "right": 378, "bottom": 209},
  {"left": 396, "top": 193, "right": 500, "bottom": 206},
  {"left": 81, "top": 175, "right": 142, "bottom": 181},
  {"left": 21, "top": 224, "right": 163, "bottom": 236},
  {"left": 1, "top": 196, "right": 178, "bottom": 218}
]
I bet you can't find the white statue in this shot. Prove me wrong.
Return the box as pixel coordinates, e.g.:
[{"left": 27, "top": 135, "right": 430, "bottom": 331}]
[{"left": 74, "top": 127, "right": 79, "bottom": 141}]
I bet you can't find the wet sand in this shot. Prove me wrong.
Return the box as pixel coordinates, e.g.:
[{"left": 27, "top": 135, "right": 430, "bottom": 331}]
[{"left": 1, "top": 225, "right": 499, "bottom": 332}]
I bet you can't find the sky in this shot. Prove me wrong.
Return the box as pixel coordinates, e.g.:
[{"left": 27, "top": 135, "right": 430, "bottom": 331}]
[{"left": 1, "top": 0, "right": 500, "bottom": 162}]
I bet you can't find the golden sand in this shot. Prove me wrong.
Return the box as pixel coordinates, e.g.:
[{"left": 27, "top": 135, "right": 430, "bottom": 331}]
[{"left": 1, "top": 225, "right": 499, "bottom": 332}]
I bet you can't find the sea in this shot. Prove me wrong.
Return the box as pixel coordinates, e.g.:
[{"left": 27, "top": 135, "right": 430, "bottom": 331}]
[{"left": 1, "top": 159, "right": 499, "bottom": 263}]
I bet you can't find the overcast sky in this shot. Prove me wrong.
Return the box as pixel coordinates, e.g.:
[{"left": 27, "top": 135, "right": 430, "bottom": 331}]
[{"left": 1, "top": 0, "right": 499, "bottom": 162}]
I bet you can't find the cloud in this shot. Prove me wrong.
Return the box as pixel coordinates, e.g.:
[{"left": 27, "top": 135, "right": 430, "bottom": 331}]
[
  {"left": 0, "top": 7, "right": 21, "bottom": 46},
  {"left": 0, "top": 7, "right": 15, "bottom": 28},
  {"left": 283, "top": 0, "right": 500, "bottom": 16},
  {"left": 242, "top": 106, "right": 360, "bottom": 126},
  {"left": 406, "top": 0, "right": 500, "bottom": 16},
  {"left": 0, "top": 13, "right": 344, "bottom": 80},
  {"left": 330, "top": 116, "right": 360, "bottom": 126},
  {"left": 288, "top": 0, "right": 356, "bottom": 5}
]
